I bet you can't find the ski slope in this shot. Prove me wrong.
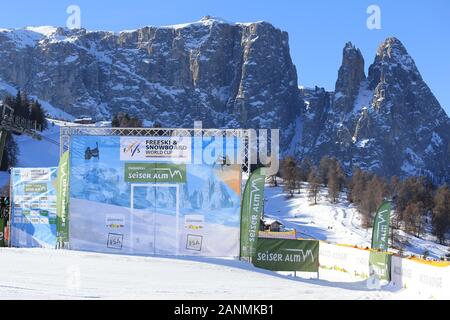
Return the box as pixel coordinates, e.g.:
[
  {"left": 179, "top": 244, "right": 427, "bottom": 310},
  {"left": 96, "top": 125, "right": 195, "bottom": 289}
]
[
  {"left": 14, "top": 119, "right": 112, "bottom": 169},
  {"left": 0, "top": 248, "right": 416, "bottom": 300},
  {"left": 15, "top": 120, "right": 61, "bottom": 168},
  {"left": 264, "top": 185, "right": 449, "bottom": 259}
]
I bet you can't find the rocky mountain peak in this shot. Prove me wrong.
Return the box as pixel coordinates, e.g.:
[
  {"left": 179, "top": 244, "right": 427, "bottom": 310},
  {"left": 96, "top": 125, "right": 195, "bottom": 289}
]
[
  {"left": 334, "top": 41, "right": 366, "bottom": 113},
  {"left": 299, "top": 37, "right": 450, "bottom": 184},
  {"left": 368, "top": 37, "right": 421, "bottom": 91},
  {"left": 376, "top": 37, "right": 409, "bottom": 58}
]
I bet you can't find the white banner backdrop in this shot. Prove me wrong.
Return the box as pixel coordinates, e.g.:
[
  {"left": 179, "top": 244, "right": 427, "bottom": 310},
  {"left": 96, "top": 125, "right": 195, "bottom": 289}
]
[
  {"left": 391, "top": 256, "right": 450, "bottom": 299},
  {"left": 319, "top": 242, "right": 450, "bottom": 299},
  {"left": 319, "top": 242, "right": 370, "bottom": 279}
]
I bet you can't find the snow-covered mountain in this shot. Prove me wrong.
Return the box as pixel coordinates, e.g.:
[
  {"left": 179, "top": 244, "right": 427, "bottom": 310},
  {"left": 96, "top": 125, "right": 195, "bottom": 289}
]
[
  {"left": 298, "top": 39, "right": 450, "bottom": 184},
  {"left": 0, "top": 18, "right": 449, "bottom": 183},
  {"left": 0, "top": 16, "right": 300, "bottom": 151}
]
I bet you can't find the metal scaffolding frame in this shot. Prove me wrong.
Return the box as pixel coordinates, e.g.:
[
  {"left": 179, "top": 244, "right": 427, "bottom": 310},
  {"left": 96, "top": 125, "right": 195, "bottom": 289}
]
[{"left": 60, "top": 126, "right": 252, "bottom": 175}]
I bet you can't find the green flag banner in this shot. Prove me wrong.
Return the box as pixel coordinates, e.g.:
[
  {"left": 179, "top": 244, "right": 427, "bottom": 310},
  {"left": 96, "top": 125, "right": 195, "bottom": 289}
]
[
  {"left": 369, "top": 251, "right": 392, "bottom": 281},
  {"left": 371, "top": 201, "right": 392, "bottom": 251},
  {"left": 56, "top": 151, "right": 70, "bottom": 248},
  {"left": 253, "top": 238, "right": 320, "bottom": 272},
  {"left": 240, "top": 168, "right": 266, "bottom": 259},
  {"left": 0, "top": 218, "right": 4, "bottom": 247}
]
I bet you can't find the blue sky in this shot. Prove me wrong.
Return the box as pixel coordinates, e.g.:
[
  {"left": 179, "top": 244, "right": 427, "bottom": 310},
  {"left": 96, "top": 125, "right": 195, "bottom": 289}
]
[{"left": 0, "top": 0, "right": 449, "bottom": 115}]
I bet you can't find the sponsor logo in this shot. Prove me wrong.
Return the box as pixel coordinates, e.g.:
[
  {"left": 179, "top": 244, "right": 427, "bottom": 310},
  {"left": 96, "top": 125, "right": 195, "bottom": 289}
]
[
  {"left": 125, "top": 163, "right": 187, "bottom": 183},
  {"left": 186, "top": 234, "right": 203, "bottom": 251},
  {"left": 248, "top": 177, "right": 263, "bottom": 244},
  {"left": 107, "top": 233, "right": 124, "bottom": 250},
  {"left": 185, "top": 215, "right": 205, "bottom": 231},
  {"left": 255, "top": 249, "right": 315, "bottom": 263},
  {"left": 24, "top": 183, "right": 48, "bottom": 194},
  {"left": 106, "top": 215, "right": 125, "bottom": 229},
  {"left": 122, "top": 141, "right": 142, "bottom": 158}
]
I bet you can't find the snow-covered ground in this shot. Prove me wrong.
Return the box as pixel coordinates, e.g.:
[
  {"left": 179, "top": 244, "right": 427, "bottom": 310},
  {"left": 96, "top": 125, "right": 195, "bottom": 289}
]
[
  {"left": 264, "top": 185, "right": 449, "bottom": 259},
  {"left": 0, "top": 248, "right": 417, "bottom": 300}
]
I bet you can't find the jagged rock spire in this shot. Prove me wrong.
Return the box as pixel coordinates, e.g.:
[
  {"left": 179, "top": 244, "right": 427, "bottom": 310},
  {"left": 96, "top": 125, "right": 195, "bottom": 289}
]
[{"left": 334, "top": 42, "right": 366, "bottom": 113}]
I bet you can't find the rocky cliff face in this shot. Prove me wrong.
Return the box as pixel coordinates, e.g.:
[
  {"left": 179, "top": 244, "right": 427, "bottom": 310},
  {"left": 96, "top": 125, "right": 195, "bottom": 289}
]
[
  {"left": 0, "top": 17, "right": 301, "bottom": 148},
  {"left": 334, "top": 42, "right": 366, "bottom": 113},
  {"left": 299, "top": 38, "right": 450, "bottom": 184},
  {"left": 0, "top": 19, "right": 449, "bottom": 183}
]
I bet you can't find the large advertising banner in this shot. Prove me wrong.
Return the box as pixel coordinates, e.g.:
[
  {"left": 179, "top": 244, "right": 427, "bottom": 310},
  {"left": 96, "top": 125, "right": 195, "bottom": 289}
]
[
  {"left": 56, "top": 152, "right": 70, "bottom": 247},
  {"left": 319, "top": 242, "right": 371, "bottom": 279},
  {"left": 253, "top": 238, "right": 320, "bottom": 272},
  {"left": 391, "top": 256, "right": 450, "bottom": 299},
  {"left": 10, "top": 168, "right": 58, "bottom": 248},
  {"left": 240, "top": 167, "right": 266, "bottom": 260},
  {"left": 69, "top": 135, "right": 242, "bottom": 257}
]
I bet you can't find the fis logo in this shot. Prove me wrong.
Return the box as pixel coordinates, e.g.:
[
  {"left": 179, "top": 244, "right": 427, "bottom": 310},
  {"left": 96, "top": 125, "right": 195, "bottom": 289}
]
[{"left": 123, "top": 141, "right": 141, "bottom": 157}]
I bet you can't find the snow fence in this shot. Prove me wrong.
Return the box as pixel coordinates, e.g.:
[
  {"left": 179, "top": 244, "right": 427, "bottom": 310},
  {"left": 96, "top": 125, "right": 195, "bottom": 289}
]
[{"left": 319, "top": 242, "right": 450, "bottom": 299}]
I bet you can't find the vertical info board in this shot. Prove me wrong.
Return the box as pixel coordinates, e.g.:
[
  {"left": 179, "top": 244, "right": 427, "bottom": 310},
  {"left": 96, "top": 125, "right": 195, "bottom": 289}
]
[
  {"left": 69, "top": 135, "right": 242, "bottom": 257},
  {"left": 10, "top": 168, "right": 58, "bottom": 248}
]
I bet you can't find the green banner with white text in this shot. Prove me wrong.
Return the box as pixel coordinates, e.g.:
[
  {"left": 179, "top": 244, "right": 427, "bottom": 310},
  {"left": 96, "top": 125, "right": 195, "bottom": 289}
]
[
  {"left": 371, "top": 201, "right": 392, "bottom": 251},
  {"left": 124, "top": 163, "right": 187, "bottom": 183},
  {"left": 253, "top": 238, "right": 320, "bottom": 272},
  {"left": 240, "top": 168, "right": 266, "bottom": 259},
  {"left": 56, "top": 151, "right": 70, "bottom": 247},
  {"left": 0, "top": 218, "right": 4, "bottom": 247}
]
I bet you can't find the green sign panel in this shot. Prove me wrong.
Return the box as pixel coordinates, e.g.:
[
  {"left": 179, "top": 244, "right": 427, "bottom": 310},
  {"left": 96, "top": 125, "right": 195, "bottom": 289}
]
[
  {"left": 56, "top": 152, "right": 71, "bottom": 247},
  {"left": 0, "top": 218, "right": 4, "bottom": 247},
  {"left": 253, "top": 238, "right": 320, "bottom": 272},
  {"left": 24, "top": 184, "right": 48, "bottom": 194},
  {"left": 125, "top": 163, "right": 187, "bottom": 183},
  {"left": 371, "top": 201, "right": 392, "bottom": 251},
  {"left": 369, "top": 251, "right": 391, "bottom": 281},
  {"left": 240, "top": 168, "right": 266, "bottom": 259}
]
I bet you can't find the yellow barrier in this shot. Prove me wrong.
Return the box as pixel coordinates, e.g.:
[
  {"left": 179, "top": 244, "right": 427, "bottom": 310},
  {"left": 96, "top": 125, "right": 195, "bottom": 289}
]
[
  {"left": 259, "top": 230, "right": 297, "bottom": 239},
  {"left": 408, "top": 257, "right": 450, "bottom": 267},
  {"left": 319, "top": 240, "right": 448, "bottom": 267}
]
